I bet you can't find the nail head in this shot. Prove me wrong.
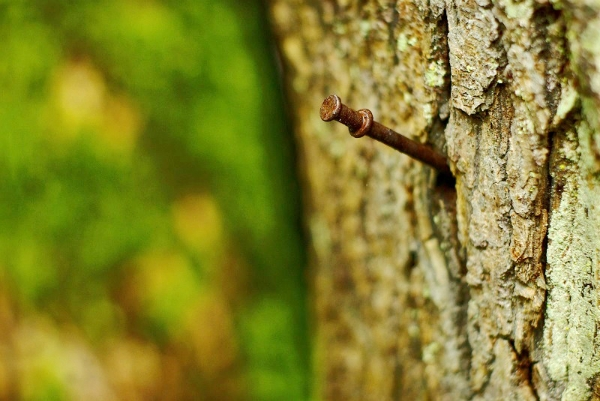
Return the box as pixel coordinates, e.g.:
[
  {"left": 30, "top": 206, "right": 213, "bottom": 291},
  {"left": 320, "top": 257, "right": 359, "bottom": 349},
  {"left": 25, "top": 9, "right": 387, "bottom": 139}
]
[{"left": 320, "top": 95, "right": 342, "bottom": 122}]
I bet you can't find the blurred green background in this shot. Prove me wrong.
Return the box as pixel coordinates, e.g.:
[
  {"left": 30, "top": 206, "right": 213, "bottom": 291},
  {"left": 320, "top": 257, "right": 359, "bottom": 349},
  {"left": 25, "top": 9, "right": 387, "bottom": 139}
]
[{"left": 0, "top": 1, "right": 308, "bottom": 400}]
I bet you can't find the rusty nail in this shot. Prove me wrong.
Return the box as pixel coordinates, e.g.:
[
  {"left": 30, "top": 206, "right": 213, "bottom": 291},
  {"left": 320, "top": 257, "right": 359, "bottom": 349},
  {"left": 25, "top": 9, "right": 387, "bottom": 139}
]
[{"left": 320, "top": 95, "right": 452, "bottom": 177}]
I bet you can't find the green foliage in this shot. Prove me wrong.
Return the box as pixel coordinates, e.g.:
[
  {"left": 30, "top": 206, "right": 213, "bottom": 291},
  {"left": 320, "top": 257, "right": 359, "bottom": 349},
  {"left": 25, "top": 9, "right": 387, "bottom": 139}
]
[
  {"left": 0, "top": 1, "right": 307, "bottom": 399},
  {"left": 240, "top": 299, "right": 308, "bottom": 401}
]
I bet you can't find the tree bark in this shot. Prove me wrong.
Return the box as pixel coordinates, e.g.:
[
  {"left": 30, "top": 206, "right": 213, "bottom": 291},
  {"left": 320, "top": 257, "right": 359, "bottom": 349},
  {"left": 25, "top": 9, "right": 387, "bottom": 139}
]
[{"left": 269, "top": 1, "right": 600, "bottom": 400}]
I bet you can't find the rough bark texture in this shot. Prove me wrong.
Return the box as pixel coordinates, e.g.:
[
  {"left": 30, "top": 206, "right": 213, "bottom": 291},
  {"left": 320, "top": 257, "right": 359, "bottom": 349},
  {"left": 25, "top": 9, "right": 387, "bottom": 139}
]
[{"left": 269, "top": 0, "right": 600, "bottom": 400}]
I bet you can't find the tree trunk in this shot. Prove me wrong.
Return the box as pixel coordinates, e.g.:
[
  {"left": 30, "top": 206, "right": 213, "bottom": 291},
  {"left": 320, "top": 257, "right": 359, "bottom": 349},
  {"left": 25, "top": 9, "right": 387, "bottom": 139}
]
[{"left": 269, "top": 1, "right": 600, "bottom": 400}]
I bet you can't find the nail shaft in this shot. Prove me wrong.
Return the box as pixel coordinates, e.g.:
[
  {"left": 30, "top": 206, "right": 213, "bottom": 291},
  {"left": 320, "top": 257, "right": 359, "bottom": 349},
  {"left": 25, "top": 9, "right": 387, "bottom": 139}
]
[{"left": 320, "top": 95, "right": 452, "bottom": 177}]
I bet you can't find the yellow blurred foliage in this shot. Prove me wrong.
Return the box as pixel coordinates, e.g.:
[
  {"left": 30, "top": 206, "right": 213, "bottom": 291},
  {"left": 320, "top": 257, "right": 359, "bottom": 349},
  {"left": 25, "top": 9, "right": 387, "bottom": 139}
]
[
  {"left": 51, "top": 58, "right": 142, "bottom": 152},
  {"left": 100, "top": 94, "right": 143, "bottom": 153},
  {"left": 187, "top": 291, "right": 239, "bottom": 378},
  {"left": 53, "top": 59, "right": 105, "bottom": 137},
  {"left": 13, "top": 317, "right": 114, "bottom": 400},
  {"left": 130, "top": 251, "right": 203, "bottom": 338},
  {"left": 173, "top": 194, "right": 224, "bottom": 266},
  {"left": 104, "top": 338, "right": 162, "bottom": 401}
]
